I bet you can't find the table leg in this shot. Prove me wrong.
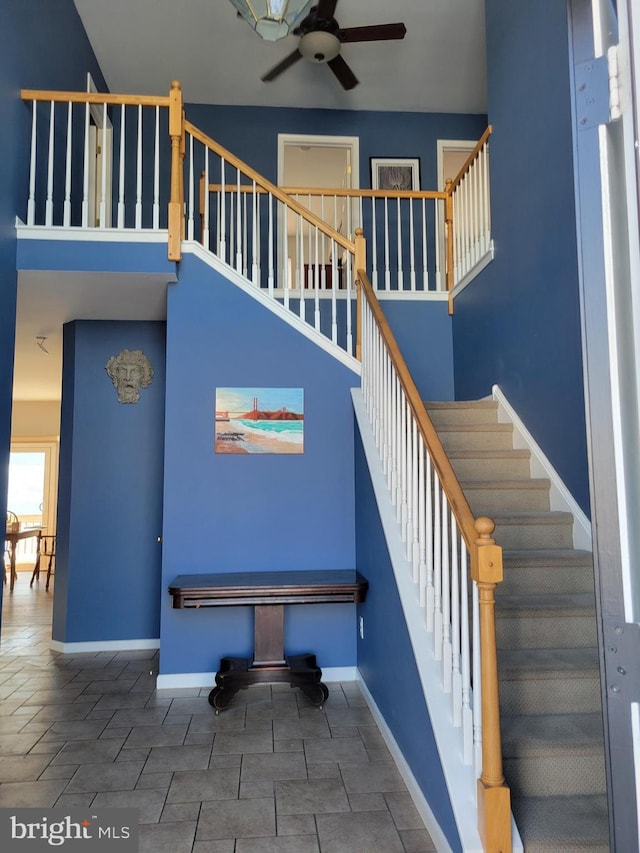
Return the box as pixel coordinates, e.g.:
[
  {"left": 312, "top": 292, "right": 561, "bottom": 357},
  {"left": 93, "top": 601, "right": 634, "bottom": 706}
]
[
  {"left": 253, "top": 604, "right": 286, "bottom": 666},
  {"left": 9, "top": 543, "right": 17, "bottom": 592}
]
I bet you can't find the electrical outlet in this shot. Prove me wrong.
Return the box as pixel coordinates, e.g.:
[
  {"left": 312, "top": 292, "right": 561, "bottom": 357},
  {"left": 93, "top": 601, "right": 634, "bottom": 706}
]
[{"left": 359, "top": 616, "right": 365, "bottom": 639}]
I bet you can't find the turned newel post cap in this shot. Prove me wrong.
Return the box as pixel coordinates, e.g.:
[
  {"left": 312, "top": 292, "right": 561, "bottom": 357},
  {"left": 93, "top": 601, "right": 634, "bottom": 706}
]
[
  {"left": 171, "top": 80, "right": 182, "bottom": 91},
  {"left": 475, "top": 516, "right": 496, "bottom": 541},
  {"left": 355, "top": 227, "right": 364, "bottom": 237}
]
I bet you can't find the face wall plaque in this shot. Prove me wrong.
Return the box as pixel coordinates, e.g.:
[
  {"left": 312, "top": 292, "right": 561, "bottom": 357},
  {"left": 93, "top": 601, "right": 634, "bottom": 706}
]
[{"left": 105, "top": 349, "right": 154, "bottom": 404}]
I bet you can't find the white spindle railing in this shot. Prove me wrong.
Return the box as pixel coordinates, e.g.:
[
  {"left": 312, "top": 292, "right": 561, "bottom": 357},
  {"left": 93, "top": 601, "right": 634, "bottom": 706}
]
[
  {"left": 22, "top": 90, "right": 172, "bottom": 232},
  {"left": 450, "top": 127, "right": 493, "bottom": 287},
  {"left": 360, "top": 273, "right": 481, "bottom": 770},
  {"left": 358, "top": 269, "right": 511, "bottom": 844}
]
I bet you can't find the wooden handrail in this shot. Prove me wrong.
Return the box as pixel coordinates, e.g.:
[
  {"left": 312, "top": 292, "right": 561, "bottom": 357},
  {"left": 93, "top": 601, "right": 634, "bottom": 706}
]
[
  {"left": 357, "top": 269, "right": 478, "bottom": 551},
  {"left": 203, "top": 184, "right": 448, "bottom": 201},
  {"left": 450, "top": 125, "right": 493, "bottom": 191},
  {"left": 21, "top": 89, "right": 170, "bottom": 108},
  {"left": 187, "top": 120, "right": 355, "bottom": 256}
]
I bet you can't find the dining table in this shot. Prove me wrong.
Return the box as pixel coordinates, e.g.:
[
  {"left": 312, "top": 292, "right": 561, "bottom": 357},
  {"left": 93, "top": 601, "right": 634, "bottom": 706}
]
[{"left": 4, "top": 527, "right": 42, "bottom": 592}]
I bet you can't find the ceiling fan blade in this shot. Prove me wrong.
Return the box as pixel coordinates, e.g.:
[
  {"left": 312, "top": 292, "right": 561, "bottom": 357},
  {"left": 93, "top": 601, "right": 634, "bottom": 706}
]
[
  {"left": 261, "top": 49, "right": 303, "bottom": 82},
  {"left": 327, "top": 54, "right": 358, "bottom": 90},
  {"left": 315, "top": 0, "right": 338, "bottom": 21},
  {"left": 339, "top": 23, "right": 407, "bottom": 43}
]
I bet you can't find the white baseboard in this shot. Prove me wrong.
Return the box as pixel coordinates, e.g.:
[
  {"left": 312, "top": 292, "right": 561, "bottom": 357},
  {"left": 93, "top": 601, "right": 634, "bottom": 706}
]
[
  {"left": 356, "top": 673, "right": 454, "bottom": 853},
  {"left": 50, "top": 638, "right": 160, "bottom": 654},
  {"left": 155, "top": 665, "right": 357, "bottom": 692},
  {"left": 492, "top": 384, "right": 592, "bottom": 551}
]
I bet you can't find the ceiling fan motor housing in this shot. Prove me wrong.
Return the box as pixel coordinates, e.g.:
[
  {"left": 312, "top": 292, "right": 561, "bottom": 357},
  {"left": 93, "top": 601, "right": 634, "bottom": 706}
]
[{"left": 299, "top": 30, "right": 341, "bottom": 63}]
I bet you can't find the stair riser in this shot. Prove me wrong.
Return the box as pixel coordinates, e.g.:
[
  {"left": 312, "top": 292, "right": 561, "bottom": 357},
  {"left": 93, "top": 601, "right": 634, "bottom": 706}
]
[
  {"left": 499, "top": 677, "right": 602, "bottom": 715},
  {"left": 504, "top": 753, "right": 606, "bottom": 797},
  {"left": 450, "top": 457, "right": 531, "bottom": 480},
  {"left": 438, "top": 429, "right": 514, "bottom": 452},
  {"left": 497, "top": 615, "right": 597, "bottom": 649},
  {"left": 499, "top": 566, "right": 596, "bottom": 596},
  {"left": 493, "top": 521, "right": 574, "bottom": 550},
  {"left": 427, "top": 407, "right": 499, "bottom": 427},
  {"left": 466, "top": 488, "right": 550, "bottom": 515}
]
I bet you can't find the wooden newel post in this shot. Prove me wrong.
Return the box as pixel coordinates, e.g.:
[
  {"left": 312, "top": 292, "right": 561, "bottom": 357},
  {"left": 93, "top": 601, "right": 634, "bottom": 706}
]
[
  {"left": 472, "top": 516, "right": 512, "bottom": 853},
  {"left": 168, "top": 80, "right": 184, "bottom": 262},
  {"left": 444, "top": 178, "right": 454, "bottom": 315},
  {"left": 355, "top": 227, "right": 366, "bottom": 361}
]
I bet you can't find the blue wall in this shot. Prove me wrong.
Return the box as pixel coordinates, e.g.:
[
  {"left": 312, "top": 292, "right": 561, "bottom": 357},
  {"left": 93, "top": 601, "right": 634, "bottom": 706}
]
[
  {"left": 451, "top": 0, "right": 590, "bottom": 514},
  {"left": 354, "top": 426, "right": 461, "bottom": 852},
  {"left": 0, "top": 0, "right": 106, "bottom": 607},
  {"left": 53, "top": 320, "right": 166, "bottom": 643},
  {"left": 160, "top": 253, "right": 360, "bottom": 675},
  {"left": 186, "top": 103, "right": 487, "bottom": 192}
]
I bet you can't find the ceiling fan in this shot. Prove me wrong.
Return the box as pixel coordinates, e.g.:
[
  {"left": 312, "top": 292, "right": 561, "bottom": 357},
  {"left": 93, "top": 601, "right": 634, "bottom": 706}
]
[{"left": 260, "top": 0, "right": 407, "bottom": 91}]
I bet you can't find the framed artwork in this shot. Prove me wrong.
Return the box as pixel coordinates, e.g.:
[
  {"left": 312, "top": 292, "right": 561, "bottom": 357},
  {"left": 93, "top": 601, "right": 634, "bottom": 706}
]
[
  {"left": 215, "top": 387, "right": 304, "bottom": 454},
  {"left": 370, "top": 157, "right": 421, "bottom": 191}
]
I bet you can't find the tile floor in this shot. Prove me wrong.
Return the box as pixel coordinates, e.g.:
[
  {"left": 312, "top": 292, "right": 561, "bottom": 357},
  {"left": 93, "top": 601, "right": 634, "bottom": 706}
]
[{"left": 0, "top": 577, "right": 437, "bottom": 852}]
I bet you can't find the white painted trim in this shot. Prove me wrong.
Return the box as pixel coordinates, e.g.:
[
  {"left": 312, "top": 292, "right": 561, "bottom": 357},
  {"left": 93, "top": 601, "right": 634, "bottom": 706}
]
[
  {"left": 51, "top": 638, "right": 160, "bottom": 654},
  {"left": 16, "top": 222, "right": 169, "bottom": 243},
  {"left": 450, "top": 243, "right": 495, "bottom": 300},
  {"left": 183, "top": 241, "right": 361, "bottom": 376},
  {"left": 356, "top": 674, "right": 454, "bottom": 853},
  {"left": 375, "top": 290, "right": 449, "bottom": 302},
  {"left": 492, "top": 384, "right": 592, "bottom": 551},
  {"left": 277, "top": 133, "right": 360, "bottom": 190},
  {"left": 352, "top": 389, "right": 516, "bottom": 853},
  {"left": 156, "top": 665, "right": 357, "bottom": 692}
]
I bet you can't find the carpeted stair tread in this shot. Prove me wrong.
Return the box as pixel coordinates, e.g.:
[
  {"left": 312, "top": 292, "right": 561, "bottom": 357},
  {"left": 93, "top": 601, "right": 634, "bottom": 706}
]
[
  {"left": 510, "top": 795, "right": 609, "bottom": 851},
  {"left": 447, "top": 447, "right": 530, "bottom": 459},
  {"left": 492, "top": 510, "right": 573, "bottom": 524},
  {"left": 432, "top": 421, "right": 512, "bottom": 433},
  {"left": 461, "top": 477, "right": 550, "bottom": 489},
  {"left": 498, "top": 646, "right": 600, "bottom": 675},
  {"left": 503, "top": 548, "right": 594, "bottom": 567},
  {"left": 497, "top": 591, "right": 596, "bottom": 614},
  {"left": 502, "top": 712, "right": 605, "bottom": 756}
]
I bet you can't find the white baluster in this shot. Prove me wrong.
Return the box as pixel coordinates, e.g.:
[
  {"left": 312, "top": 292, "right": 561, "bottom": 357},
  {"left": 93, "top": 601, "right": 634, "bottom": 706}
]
[
  {"left": 153, "top": 106, "right": 160, "bottom": 229},
  {"left": 82, "top": 101, "right": 89, "bottom": 228},
  {"left": 422, "top": 197, "right": 428, "bottom": 290},
  {"left": 442, "top": 496, "right": 452, "bottom": 692},
  {"left": 268, "top": 192, "right": 274, "bottom": 295},
  {"left": 390, "top": 372, "right": 398, "bottom": 504},
  {"left": 425, "top": 453, "right": 435, "bottom": 632},
  {"left": 461, "top": 545, "right": 473, "bottom": 763},
  {"left": 63, "top": 102, "right": 72, "bottom": 227},
  {"left": 298, "top": 215, "right": 305, "bottom": 321},
  {"left": 411, "top": 418, "right": 420, "bottom": 580},
  {"left": 186, "top": 133, "right": 194, "bottom": 241},
  {"left": 314, "top": 225, "right": 320, "bottom": 331},
  {"left": 384, "top": 197, "right": 390, "bottom": 290},
  {"left": 397, "top": 197, "right": 403, "bottom": 291},
  {"left": 371, "top": 198, "right": 378, "bottom": 289},
  {"left": 451, "top": 517, "right": 462, "bottom": 726},
  {"left": 418, "top": 434, "right": 426, "bottom": 605},
  {"left": 27, "top": 100, "right": 37, "bottom": 225},
  {"left": 100, "top": 103, "right": 108, "bottom": 228},
  {"left": 282, "top": 201, "right": 290, "bottom": 310},
  {"left": 330, "top": 238, "right": 337, "bottom": 344},
  {"left": 235, "top": 169, "right": 242, "bottom": 273},
  {"left": 118, "top": 105, "right": 126, "bottom": 229},
  {"left": 45, "top": 101, "right": 55, "bottom": 226},
  {"left": 220, "top": 157, "right": 226, "bottom": 261},
  {"left": 433, "top": 473, "right": 443, "bottom": 659},
  {"left": 251, "top": 182, "right": 258, "bottom": 285},
  {"left": 483, "top": 143, "right": 491, "bottom": 251},
  {"left": 345, "top": 250, "right": 353, "bottom": 355},
  {"left": 135, "top": 104, "right": 142, "bottom": 230},
  {"left": 203, "top": 149, "right": 210, "bottom": 250},
  {"left": 409, "top": 198, "right": 416, "bottom": 291}
]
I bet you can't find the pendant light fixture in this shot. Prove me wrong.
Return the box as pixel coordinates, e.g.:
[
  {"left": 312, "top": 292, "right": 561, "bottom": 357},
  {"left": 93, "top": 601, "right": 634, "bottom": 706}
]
[{"left": 229, "top": 0, "right": 315, "bottom": 42}]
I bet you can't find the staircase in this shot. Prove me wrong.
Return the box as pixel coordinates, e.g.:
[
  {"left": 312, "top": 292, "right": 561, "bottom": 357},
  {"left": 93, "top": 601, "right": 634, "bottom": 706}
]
[{"left": 425, "top": 399, "right": 610, "bottom": 852}]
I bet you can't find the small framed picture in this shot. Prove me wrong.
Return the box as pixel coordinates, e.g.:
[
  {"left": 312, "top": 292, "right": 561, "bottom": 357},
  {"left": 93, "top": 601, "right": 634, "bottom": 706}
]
[{"left": 370, "top": 157, "right": 421, "bottom": 191}]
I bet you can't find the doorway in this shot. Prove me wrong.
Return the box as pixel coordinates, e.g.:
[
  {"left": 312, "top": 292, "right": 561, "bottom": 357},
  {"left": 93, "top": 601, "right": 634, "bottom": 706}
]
[
  {"left": 86, "top": 72, "right": 113, "bottom": 228},
  {"left": 436, "top": 139, "right": 477, "bottom": 290},
  {"left": 277, "top": 134, "right": 360, "bottom": 287}
]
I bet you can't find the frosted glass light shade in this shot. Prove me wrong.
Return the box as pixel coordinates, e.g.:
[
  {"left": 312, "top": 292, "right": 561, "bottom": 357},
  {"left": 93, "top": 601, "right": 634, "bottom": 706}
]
[{"left": 229, "top": 0, "right": 314, "bottom": 41}]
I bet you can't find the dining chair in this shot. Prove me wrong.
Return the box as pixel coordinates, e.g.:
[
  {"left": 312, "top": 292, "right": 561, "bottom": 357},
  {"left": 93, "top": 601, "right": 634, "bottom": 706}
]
[{"left": 30, "top": 533, "right": 56, "bottom": 591}]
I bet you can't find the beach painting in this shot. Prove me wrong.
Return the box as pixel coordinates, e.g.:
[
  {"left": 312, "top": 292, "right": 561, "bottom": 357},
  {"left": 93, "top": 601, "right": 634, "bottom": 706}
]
[{"left": 215, "top": 387, "right": 304, "bottom": 454}]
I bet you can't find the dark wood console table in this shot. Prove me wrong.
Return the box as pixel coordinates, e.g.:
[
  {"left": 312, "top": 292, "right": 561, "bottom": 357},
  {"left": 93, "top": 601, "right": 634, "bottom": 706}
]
[{"left": 168, "top": 570, "right": 368, "bottom": 712}]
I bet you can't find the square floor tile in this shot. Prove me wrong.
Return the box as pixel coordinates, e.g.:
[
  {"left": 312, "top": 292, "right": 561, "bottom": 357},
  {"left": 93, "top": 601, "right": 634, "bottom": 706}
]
[
  {"left": 197, "top": 797, "right": 275, "bottom": 840},
  {"left": 240, "top": 752, "right": 307, "bottom": 782},
  {"left": 316, "top": 810, "right": 405, "bottom": 853},
  {"left": 275, "top": 778, "right": 350, "bottom": 815},
  {"left": 166, "top": 767, "right": 239, "bottom": 803},
  {"left": 65, "top": 759, "right": 145, "bottom": 793}
]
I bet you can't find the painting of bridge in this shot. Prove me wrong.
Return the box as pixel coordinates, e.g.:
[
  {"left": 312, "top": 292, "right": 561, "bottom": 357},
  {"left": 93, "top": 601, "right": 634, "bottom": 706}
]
[{"left": 215, "top": 387, "right": 304, "bottom": 455}]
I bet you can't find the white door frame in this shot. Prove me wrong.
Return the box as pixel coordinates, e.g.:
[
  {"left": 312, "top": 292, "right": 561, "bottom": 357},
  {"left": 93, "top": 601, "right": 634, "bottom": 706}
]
[
  {"left": 9, "top": 437, "right": 59, "bottom": 537},
  {"left": 86, "top": 73, "right": 113, "bottom": 228}
]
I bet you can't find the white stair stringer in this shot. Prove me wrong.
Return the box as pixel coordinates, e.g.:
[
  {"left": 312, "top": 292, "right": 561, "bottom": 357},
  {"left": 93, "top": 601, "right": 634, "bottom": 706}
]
[
  {"left": 182, "top": 241, "right": 361, "bottom": 375},
  {"left": 352, "top": 389, "right": 523, "bottom": 853}
]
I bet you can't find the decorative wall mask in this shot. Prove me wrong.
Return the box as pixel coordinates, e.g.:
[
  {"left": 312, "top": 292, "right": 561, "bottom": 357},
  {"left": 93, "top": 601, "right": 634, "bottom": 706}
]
[{"left": 105, "top": 349, "right": 154, "bottom": 404}]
